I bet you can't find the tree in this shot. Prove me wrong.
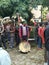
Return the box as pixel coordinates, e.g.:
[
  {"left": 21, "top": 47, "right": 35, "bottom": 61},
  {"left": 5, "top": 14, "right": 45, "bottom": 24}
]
[
  {"left": 0, "top": 0, "right": 43, "bottom": 22},
  {"left": 0, "top": 0, "right": 14, "bottom": 17},
  {"left": 42, "top": 7, "right": 48, "bottom": 20},
  {"left": 42, "top": 0, "right": 49, "bottom": 21},
  {"left": 42, "top": 0, "right": 49, "bottom": 8},
  {"left": 10, "top": 0, "right": 43, "bottom": 23}
]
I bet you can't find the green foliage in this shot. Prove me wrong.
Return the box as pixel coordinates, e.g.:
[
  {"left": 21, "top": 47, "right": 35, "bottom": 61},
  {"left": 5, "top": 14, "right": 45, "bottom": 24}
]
[
  {"left": 0, "top": 0, "right": 14, "bottom": 17},
  {"left": 32, "top": 0, "right": 43, "bottom": 7},
  {"left": 0, "top": 0, "right": 43, "bottom": 19},
  {"left": 43, "top": 0, "right": 49, "bottom": 8},
  {"left": 42, "top": 7, "right": 48, "bottom": 20},
  {"left": 42, "top": 0, "right": 49, "bottom": 20}
]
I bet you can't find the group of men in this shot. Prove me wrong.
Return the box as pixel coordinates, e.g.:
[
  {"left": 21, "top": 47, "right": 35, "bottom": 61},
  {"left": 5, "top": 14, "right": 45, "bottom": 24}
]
[
  {"left": 0, "top": 18, "right": 30, "bottom": 49},
  {"left": 0, "top": 18, "right": 30, "bottom": 65}
]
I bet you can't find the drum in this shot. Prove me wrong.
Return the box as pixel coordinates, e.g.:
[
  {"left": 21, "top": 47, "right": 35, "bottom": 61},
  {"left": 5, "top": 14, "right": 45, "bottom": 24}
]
[{"left": 19, "top": 41, "right": 31, "bottom": 53}]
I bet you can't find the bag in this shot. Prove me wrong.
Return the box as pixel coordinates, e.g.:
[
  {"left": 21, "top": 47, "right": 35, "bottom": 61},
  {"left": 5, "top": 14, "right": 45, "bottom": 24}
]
[{"left": 45, "top": 38, "right": 49, "bottom": 51}]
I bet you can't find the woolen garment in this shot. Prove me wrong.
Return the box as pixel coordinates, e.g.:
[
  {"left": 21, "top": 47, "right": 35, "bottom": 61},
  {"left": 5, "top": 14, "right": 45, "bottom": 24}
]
[{"left": 0, "top": 48, "right": 11, "bottom": 65}]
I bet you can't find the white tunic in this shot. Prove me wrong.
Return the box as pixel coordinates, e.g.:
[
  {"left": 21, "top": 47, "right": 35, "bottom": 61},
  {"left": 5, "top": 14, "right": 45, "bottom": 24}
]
[{"left": 22, "top": 26, "right": 26, "bottom": 36}]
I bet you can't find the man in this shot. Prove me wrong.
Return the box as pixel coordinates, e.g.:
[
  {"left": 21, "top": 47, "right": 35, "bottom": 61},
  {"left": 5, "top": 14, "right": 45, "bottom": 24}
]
[
  {"left": 6, "top": 22, "right": 11, "bottom": 44},
  {"left": 19, "top": 21, "right": 29, "bottom": 41},
  {"left": 35, "top": 23, "right": 39, "bottom": 44},
  {"left": 44, "top": 22, "right": 49, "bottom": 65},
  {"left": 0, "top": 21, "right": 7, "bottom": 49},
  {"left": 44, "top": 23, "right": 49, "bottom": 65},
  {"left": 0, "top": 44, "right": 11, "bottom": 65},
  {"left": 15, "top": 22, "right": 21, "bottom": 46},
  {"left": 10, "top": 23, "right": 15, "bottom": 48},
  {"left": 44, "top": 12, "right": 49, "bottom": 65},
  {"left": 37, "top": 23, "right": 42, "bottom": 49}
]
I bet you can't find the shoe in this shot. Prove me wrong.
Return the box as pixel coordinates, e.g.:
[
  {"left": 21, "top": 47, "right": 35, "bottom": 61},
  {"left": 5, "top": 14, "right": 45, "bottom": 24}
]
[
  {"left": 44, "top": 62, "right": 48, "bottom": 65},
  {"left": 37, "top": 48, "right": 43, "bottom": 50},
  {"left": 9, "top": 46, "right": 13, "bottom": 49}
]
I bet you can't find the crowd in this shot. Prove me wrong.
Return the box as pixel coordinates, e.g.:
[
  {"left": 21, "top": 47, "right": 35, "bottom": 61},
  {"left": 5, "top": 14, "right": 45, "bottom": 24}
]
[
  {"left": 35, "top": 22, "right": 49, "bottom": 65},
  {"left": 0, "top": 17, "right": 31, "bottom": 65},
  {"left": 35, "top": 22, "right": 45, "bottom": 49},
  {"left": 0, "top": 18, "right": 31, "bottom": 49},
  {"left": 0, "top": 16, "right": 49, "bottom": 65}
]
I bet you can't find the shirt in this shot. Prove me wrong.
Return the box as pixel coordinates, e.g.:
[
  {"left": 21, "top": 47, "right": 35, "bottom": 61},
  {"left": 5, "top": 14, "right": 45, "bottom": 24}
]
[
  {"left": 0, "top": 48, "right": 11, "bottom": 65},
  {"left": 22, "top": 26, "right": 26, "bottom": 36},
  {"left": 6, "top": 25, "right": 10, "bottom": 32}
]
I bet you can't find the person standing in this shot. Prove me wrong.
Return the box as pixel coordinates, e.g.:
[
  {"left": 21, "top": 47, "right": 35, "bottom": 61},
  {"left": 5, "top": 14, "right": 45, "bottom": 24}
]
[
  {"left": 10, "top": 23, "right": 15, "bottom": 48},
  {"left": 35, "top": 23, "right": 40, "bottom": 44},
  {"left": 37, "top": 23, "right": 42, "bottom": 49},
  {"left": 6, "top": 23, "right": 11, "bottom": 44},
  {"left": 41, "top": 24, "right": 45, "bottom": 44},
  {"left": 44, "top": 12, "right": 49, "bottom": 65},
  {"left": 19, "top": 21, "right": 29, "bottom": 41},
  {"left": 0, "top": 44, "right": 11, "bottom": 65},
  {"left": 0, "top": 21, "right": 7, "bottom": 49},
  {"left": 44, "top": 22, "right": 49, "bottom": 65},
  {"left": 15, "top": 23, "right": 21, "bottom": 46}
]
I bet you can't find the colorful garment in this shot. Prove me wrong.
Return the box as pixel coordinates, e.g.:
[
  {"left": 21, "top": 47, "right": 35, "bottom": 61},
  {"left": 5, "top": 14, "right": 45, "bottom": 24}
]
[{"left": 19, "top": 25, "right": 29, "bottom": 41}]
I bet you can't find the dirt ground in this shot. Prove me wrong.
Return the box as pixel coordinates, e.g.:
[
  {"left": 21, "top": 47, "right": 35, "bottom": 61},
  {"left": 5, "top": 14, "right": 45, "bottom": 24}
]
[{"left": 6, "top": 46, "right": 44, "bottom": 65}]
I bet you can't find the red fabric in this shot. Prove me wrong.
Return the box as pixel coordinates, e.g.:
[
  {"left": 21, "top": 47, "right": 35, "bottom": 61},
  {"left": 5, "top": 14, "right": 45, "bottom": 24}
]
[
  {"left": 41, "top": 27, "right": 45, "bottom": 44},
  {"left": 38, "top": 26, "right": 45, "bottom": 44},
  {"left": 38, "top": 26, "right": 42, "bottom": 38}
]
